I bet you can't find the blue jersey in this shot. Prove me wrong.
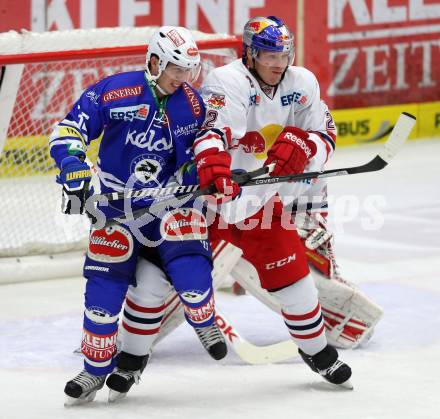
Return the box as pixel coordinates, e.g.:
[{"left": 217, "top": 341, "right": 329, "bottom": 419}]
[{"left": 49, "top": 70, "right": 205, "bottom": 215}]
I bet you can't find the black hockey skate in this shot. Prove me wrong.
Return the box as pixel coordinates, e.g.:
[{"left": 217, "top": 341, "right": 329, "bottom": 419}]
[
  {"left": 64, "top": 369, "right": 106, "bottom": 406},
  {"left": 106, "top": 352, "right": 149, "bottom": 402},
  {"left": 194, "top": 323, "right": 227, "bottom": 360},
  {"left": 299, "top": 344, "right": 353, "bottom": 389}
]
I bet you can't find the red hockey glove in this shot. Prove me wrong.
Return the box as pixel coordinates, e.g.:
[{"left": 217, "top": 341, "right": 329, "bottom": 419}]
[
  {"left": 265, "top": 127, "right": 317, "bottom": 176},
  {"left": 195, "top": 148, "right": 240, "bottom": 202}
]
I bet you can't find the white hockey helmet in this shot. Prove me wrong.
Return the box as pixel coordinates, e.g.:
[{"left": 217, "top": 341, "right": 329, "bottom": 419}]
[{"left": 146, "top": 26, "right": 201, "bottom": 84}]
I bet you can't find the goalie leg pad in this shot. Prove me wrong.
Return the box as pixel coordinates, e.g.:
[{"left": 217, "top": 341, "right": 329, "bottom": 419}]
[{"left": 314, "top": 271, "right": 384, "bottom": 348}]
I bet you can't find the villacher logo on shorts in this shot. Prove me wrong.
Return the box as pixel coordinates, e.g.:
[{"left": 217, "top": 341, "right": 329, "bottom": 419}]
[
  {"left": 87, "top": 225, "right": 133, "bottom": 263},
  {"left": 160, "top": 208, "right": 208, "bottom": 241}
]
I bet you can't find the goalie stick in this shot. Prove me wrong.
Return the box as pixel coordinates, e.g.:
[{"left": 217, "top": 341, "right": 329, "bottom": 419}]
[{"left": 101, "top": 112, "right": 416, "bottom": 225}]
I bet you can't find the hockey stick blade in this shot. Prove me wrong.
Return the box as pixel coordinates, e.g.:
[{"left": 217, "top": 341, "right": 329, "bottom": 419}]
[{"left": 215, "top": 309, "right": 298, "bottom": 365}]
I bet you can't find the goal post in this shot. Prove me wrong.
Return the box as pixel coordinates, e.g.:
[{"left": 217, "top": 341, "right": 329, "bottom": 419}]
[{"left": 0, "top": 27, "right": 241, "bottom": 284}]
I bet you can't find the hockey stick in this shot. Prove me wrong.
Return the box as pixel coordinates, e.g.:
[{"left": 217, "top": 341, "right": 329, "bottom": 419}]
[
  {"left": 90, "top": 164, "right": 274, "bottom": 227},
  {"left": 95, "top": 164, "right": 273, "bottom": 202},
  {"left": 101, "top": 112, "right": 415, "bottom": 225},
  {"left": 239, "top": 111, "right": 416, "bottom": 187},
  {"left": 215, "top": 309, "right": 298, "bottom": 365}
]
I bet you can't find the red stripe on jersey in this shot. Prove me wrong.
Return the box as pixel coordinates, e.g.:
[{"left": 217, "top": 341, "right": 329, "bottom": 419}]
[
  {"left": 282, "top": 303, "right": 321, "bottom": 321},
  {"left": 125, "top": 298, "right": 165, "bottom": 313},
  {"left": 193, "top": 133, "right": 222, "bottom": 149},
  {"left": 122, "top": 321, "right": 160, "bottom": 335},
  {"left": 290, "top": 323, "right": 325, "bottom": 339}
]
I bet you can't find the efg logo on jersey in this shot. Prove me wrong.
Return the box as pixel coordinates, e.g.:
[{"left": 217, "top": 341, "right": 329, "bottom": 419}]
[
  {"left": 281, "top": 91, "right": 308, "bottom": 106},
  {"left": 173, "top": 122, "right": 198, "bottom": 137},
  {"left": 125, "top": 129, "right": 172, "bottom": 151},
  {"left": 110, "top": 104, "right": 149, "bottom": 122},
  {"left": 249, "top": 93, "right": 260, "bottom": 106}
]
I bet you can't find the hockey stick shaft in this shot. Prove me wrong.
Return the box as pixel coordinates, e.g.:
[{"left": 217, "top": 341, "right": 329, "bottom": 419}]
[
  {"left": 96, "top": 164, "right": 272, "bottom": 202},
  {"left": 97, "top": 112, "right": 415, "bottom": 225},
  {"left": 241, "top": 111, "right": 416, "bottom": 187}
]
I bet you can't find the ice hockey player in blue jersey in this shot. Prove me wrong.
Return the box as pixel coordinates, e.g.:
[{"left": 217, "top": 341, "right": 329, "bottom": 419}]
[{"left": 50, "top": 26, "right": 227, "bottom": 406}]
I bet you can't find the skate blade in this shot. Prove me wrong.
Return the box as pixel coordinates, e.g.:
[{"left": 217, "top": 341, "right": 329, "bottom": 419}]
[
  {"left": 64, "top": 390, "right": 98, "bottom": 407},
  {"left": 108, "top": 389, "right": 127, "bottom": 403},
  {"left": 337, "top": 379, "right": 354, "bottom": 390}
]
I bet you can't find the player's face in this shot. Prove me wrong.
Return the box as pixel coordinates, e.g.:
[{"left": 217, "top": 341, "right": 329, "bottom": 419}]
[
  {"left": 155, "top": 63, "right": 187, "bottom": 95},
  {"left": 254, "top": 50, "right": 291, "bottom": 85}
]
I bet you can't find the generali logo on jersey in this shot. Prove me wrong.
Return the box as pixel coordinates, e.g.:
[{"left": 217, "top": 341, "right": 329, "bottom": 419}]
[
  {"left": 182, "top": 83, "right": 202, "bottom": 116},
  {"left": 102, "top": 85, "right": 143, "bottom": 103}
]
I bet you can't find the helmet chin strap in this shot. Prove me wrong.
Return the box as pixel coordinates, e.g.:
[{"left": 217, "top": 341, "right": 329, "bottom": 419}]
[{"left": 145, "top": 67, "right": 169, "bottom": 96}]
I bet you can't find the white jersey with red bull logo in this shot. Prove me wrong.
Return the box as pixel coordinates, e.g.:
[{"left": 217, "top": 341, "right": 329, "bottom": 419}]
[{"left": 198, "top": 59, "right": 336, "bottom": 223}]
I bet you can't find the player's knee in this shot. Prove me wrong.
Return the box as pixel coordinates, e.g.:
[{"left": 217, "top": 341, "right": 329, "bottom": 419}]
[
  {"left": 85, "top": 275, "right": 129, "bottom": 315},
  {"left": 131, "top": 258, "right": 171, "bottom": 305},
  {"left": 271, "top": 273, "right": 318, "bottom": 312},
  {"left": 166, "top": 255, "right": 215, "bottom": 327},
  {"left": 165, "top": 255, "right": 212, "bottom": 293}
]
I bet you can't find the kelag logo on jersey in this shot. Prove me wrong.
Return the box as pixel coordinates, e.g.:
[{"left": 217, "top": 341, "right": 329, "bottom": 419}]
[
  {"left": 110, "top": 104, "right": 149, "bottom": 122},
  {"left": 280, "top": 91, "right": 307, "bottom": 107}
]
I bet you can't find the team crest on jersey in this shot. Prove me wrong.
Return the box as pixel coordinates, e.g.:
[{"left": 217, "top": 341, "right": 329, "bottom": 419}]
[
  {"left": 207, "top": 94, "right": 226, "bottom": 109},
  {"left": 87, "top": 225, "right": 133, "bottom": 263},
  {"left": 86, "top": 90, "right": 100, "bottom": 105},
  {"left": 131, "top": 154, "right": 164, "bottom": 185},
  {"left": 160, "top": 208, "right": 208, "bottom": 241}
]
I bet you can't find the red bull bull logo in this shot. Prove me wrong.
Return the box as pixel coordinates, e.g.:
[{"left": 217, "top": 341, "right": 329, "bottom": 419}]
[
  {"left": 207, "top": 94, "right": 226, "bottom": 109},
  {"left": 237, "top": 131, "right": 266, "bottom": 153}
]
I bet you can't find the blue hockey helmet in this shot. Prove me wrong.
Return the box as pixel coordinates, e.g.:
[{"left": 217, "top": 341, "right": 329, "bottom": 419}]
[{"left": 242, "top": 16, "right": 294, "bottom": 66}]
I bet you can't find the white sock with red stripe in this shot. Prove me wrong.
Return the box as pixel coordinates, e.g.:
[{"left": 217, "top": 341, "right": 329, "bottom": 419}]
[
  {"left": 120, "top": 259, "right": 172, "bottom": 356},
  {"left": 271, "top": 273, "right": 327, "bottom": 356}
]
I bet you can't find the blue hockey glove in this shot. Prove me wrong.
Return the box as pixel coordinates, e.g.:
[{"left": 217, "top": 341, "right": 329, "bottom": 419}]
[{"left": 56, "top": 155, "right": 92, "bottom": 214}]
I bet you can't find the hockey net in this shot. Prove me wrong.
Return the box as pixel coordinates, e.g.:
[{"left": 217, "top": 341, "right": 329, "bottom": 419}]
[{"left": 0, "top": 27, "right": 240, "bottom": 283}]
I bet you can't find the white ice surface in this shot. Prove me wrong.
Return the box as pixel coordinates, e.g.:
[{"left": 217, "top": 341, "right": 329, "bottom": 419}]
[{"left": 1, "top": 139, "right": 440, "bottom": 419}]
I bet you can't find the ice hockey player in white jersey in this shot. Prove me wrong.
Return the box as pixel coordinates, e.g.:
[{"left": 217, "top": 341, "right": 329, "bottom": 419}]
[{"left": 192, "top": 15, "right": 353, "bottom": 388}]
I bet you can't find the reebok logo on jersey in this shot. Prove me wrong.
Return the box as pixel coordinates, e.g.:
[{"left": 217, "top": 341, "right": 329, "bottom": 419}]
[
  {"left": 265, "top": 253, "right": 296, "bottom": 270},
  {"left": 284, "top": 133, "right": 313, "bottom": 158},
  {"left": 102, "top": 85, "right": 143, "bottom": 103}
]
